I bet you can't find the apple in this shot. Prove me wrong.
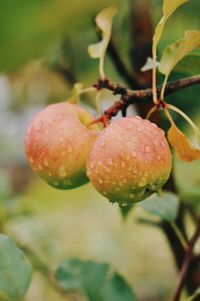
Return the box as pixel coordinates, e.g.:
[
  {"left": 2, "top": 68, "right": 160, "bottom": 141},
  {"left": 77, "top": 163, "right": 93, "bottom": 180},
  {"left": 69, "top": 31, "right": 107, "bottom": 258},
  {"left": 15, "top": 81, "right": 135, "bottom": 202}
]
[
  {"left": 86, "top": 116, "right": 172, "bottom": 205},
  {"left": 24, "top": 102, "right": 101, "bottom": 189}
]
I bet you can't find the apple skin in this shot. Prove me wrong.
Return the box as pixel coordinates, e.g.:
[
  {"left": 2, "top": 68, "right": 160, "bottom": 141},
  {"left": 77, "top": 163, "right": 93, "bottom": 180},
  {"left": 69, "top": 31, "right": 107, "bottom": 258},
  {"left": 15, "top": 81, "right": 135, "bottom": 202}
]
[
  {"left": 86, "top": 116, "right": 172, "bottom": 205},
  {"left": 24, "top": 102, "right": 101, "bottom": 189}
]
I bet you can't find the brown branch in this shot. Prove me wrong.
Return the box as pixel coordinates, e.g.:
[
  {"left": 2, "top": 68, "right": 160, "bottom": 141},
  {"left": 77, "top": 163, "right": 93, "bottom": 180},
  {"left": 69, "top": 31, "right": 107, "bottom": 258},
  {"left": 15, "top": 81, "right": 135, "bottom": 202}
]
[
  {"left": 172, "top": 218, "right": 200, "bottom": 301},
  {"left": 92, "top": 75, "right": 200, "bottom": 124}
]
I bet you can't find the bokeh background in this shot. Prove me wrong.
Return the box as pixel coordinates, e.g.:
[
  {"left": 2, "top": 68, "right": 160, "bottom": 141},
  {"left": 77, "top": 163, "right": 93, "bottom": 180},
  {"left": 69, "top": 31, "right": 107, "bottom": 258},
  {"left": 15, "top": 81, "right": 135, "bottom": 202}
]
[{"left": 0, "top": 0, "right": 200, "bottom": 300}]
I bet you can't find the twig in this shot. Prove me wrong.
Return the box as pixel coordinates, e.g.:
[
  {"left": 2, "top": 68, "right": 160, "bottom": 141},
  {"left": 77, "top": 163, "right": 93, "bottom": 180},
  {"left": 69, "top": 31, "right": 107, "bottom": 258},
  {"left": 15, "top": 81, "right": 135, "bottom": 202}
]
[
  {"left": 92, "top": 75, "right": 200, "bottom": 124},
  {"left": 172, "top": 218, "right": 200, "bottom": 301}
]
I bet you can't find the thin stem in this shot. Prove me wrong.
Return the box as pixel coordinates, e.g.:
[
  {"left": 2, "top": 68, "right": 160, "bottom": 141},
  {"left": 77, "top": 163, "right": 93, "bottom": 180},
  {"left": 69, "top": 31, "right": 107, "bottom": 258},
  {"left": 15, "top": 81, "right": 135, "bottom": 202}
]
[
  {"left": 152, "top": 55, "right": 158, "bottom": 104},
  {"left": 99, "top": 56, "right": 106, "bottom": 79},
  {"left": 160, "top": 75, "right": 169, "bottom": 100},
  {"left": 146, "top": 105, "right": 157, "bottom": 120},
  {"left": 171, "top": 222, "right": 188, "bottom": 249},
  {"left": 167, "top": 104, "right": 200, "bottom": 135},
  {"left": 172, "top": 218, "right": 200, "bottom": 301}
]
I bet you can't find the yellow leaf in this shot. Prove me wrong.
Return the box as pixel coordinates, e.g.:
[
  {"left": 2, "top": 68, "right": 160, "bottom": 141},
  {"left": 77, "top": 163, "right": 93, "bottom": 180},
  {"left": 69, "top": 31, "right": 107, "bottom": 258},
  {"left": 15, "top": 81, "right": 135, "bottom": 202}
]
[
  {"left": 168, "top": 123, "right": 200, "bottom": 162},
  {"left": 88, "top": 6, "right": 117, "bottom": 77},
  {"left": 159, "top": 30, "right": 200, "bottom": 76},
  {"left": 153, "top": 0, "right": 190, "bottom": 55},
  {"left": 152, "top": 0, "right": 190, "bottom": 103}
]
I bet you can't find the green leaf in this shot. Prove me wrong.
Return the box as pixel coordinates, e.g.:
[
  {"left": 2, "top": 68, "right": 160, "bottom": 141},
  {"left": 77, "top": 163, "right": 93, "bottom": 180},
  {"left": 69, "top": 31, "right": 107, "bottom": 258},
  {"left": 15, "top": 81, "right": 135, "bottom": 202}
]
[
  {"left": 55, "top": 258, "right": 109, "bottom": 301},
  {"left": 174, "top": 54, "right": 200, "bottom": 75},
  {"left": 153, "top": 0, "right": 190, "bottom": 55},
  {"left": 186, "top": 287, "right": 200, "bottom": 301},
  {"left": 0, "top": 234, "right": 31, "bottom": 300},
  {"left": 88, "top": 6, "right": 117, "bottom": 78},
  {"left": 159, "top": 30, "right": 200, "bottom": 77},
  {"left": 140, "top": 192, "right": 179, "bottom": 222},
  {"left": 102, "top": 272, "right": 136, "bottom": 301},
  {"left": 55, "top": 258, "right": 136, "bottom": 301}
]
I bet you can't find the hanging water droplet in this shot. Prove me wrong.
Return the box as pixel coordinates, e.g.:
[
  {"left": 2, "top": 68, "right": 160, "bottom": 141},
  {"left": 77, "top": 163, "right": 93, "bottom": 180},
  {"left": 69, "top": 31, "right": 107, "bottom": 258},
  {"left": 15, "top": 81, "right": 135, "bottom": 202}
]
[{"left": 120, "top": 202, "right": 128, "bottom": 207}]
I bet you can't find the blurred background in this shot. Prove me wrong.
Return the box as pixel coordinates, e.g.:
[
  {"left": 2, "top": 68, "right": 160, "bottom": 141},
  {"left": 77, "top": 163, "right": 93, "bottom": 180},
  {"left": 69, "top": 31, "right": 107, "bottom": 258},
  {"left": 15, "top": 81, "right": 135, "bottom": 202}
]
[{"left": 0, "top": 0, "right": 200, "bottom": 300}]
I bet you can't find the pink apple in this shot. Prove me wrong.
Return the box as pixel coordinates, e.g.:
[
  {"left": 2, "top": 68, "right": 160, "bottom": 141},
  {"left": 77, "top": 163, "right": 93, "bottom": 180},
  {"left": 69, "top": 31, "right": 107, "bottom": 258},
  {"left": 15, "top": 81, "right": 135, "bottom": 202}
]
[
  {"left": 24, "top": 102, "right": 101, "bottom": 189},
  {"left": 87, "top": 116, "right": 172, "bottom": 204}
]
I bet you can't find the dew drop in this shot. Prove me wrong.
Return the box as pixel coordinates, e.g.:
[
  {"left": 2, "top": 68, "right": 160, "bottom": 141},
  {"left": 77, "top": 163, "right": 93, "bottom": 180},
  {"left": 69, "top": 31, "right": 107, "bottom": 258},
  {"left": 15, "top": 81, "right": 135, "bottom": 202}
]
[
  {"left": 145, "top": 146, "right": 150, "bottom": 153},
  {"left": 121, "top": 202, "right": 128, "bottom": 207},
  {"left": 121, "top": 161, "right": 125, "bottom": 168},
  {"left": 108, "top": 160, "right": 113, "bottom": 165},
  {"left": 59, "top": 167, "right": 67, "bottom": 178},
  {"left": 98, "top": 178, "right": 103, "bottom": 184},
  {"left": 131, "top": 151, "right": 137, "bottom": 157},
  {"left": 139, "top": 177, "right": 147, "bottom": 187},
  {"left": 63, "top": 179, "right": 72, "bottom": 186},
  {"left": 34, "top": 120, "right": 41, "bottom": 130},
  {"left": 44, "top": 159, "right": 48, "bottom": 167},
  {"left": 53, "top": 181, "right": 59, "bottom": 186}
]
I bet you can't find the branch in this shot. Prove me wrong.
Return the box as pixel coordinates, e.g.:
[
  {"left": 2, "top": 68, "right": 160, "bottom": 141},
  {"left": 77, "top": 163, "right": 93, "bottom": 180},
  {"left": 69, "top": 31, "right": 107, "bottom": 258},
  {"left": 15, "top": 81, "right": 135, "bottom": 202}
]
[
  {"left": 172, "top": 218, "right": 200, "bottom": 301},
  {"left": 92, "top": 75, "right": 200, "bottom": 125}
]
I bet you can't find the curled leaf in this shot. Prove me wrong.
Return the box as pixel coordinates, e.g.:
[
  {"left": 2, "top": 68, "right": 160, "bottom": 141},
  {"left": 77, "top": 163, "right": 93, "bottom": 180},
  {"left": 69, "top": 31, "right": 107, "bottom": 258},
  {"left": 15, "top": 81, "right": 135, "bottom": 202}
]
[
  {"left": 152, "top": 0, "right": 190, "bottom": 103},
  {"left": 88, "top": 6, "right": 117, "bottom": 78},
  {"left": 159, "top": 30, "right": 200, "bottom": 82},
  {"left": 168, "top": 123, "right": 200, "bottom": 162},
  {"left": 153, "top": 0, "right": 190, "bottom": 54}
]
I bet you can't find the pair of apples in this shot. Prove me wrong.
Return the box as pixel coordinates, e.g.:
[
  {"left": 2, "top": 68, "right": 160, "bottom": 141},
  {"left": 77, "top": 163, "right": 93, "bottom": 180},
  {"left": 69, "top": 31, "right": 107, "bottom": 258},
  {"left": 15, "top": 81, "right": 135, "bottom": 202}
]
[{"left": 24, "top": 102, "right": 172, "bottom": 205}]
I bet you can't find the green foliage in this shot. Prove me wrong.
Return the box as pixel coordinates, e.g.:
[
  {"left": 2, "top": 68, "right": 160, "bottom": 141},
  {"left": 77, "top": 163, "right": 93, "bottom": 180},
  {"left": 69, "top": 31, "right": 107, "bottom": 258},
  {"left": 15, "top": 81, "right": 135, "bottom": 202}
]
[
  {"left": 0, "top": 234, "right": 31, "bottom": 300},
  {"left": 55, "top": 258, "right": 136, "bottom": 301},
  {"left": 174, "top": 54, "right": 200, "bottom": 75},
  {"left": 140, "top": 192, "right": 179, "bottom": 222}
]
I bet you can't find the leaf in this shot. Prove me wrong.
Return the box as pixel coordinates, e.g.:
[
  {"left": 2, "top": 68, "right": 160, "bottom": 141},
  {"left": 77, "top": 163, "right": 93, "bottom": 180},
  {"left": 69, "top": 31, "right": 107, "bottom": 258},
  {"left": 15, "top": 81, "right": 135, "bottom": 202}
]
[
  {"left": 168, "top": 123, "right": 200, "bottom": 161},
  {"left": 140, "top": 192, "right": 179, "bottom": 222},
  {"left": 55, "top": 258, "right": 109, "bottom": 300},
  {"left": 153, "top": 0, "right": 190, "bottom": 55},
  {"left": 88, "top": 6, "right": 117, "bottom": 77},
  {"left": 0, "top": 234, "right": 31, "bottom": 300},
  {"left": 174, "top": 53, "right": 200, "bottom": 75},
  {"left": 159, "top": 30, "right": 200, "bottom": 76},
  {"left": 186, "top": 287, "right": 200, "bottom": 301},
  {"left": 102, "top": 272, "right": 136, "bottom": 301},
  {"left": 152, "top": 0, "right": 190, "bottom": 103},
  {"left": 55, "top": 258, "right": 136, "bottom": 301}
]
